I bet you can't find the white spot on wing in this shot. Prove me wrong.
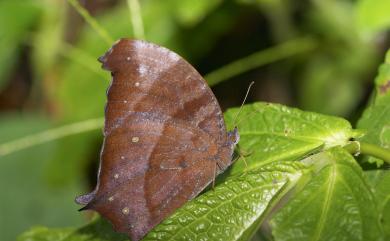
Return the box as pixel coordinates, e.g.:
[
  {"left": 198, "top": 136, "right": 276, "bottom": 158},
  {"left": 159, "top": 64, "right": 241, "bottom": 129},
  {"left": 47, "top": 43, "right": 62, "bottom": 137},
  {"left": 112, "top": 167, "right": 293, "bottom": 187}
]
[
  {"left": 122, "top": 207, "right": 129, "bottom": 215},
  {"left": 132, "top": 136, "right": 139, "bottom": 143},
  {"left": 138, "top": 65, "right": 148, "bottom": 77}
]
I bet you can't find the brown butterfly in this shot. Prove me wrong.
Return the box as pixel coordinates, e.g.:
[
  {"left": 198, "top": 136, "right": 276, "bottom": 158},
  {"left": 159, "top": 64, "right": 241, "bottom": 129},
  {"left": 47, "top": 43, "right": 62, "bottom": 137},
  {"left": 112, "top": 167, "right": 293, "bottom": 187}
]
[{"left": 76, "top": 39, "right": 239, "bottom": 241}]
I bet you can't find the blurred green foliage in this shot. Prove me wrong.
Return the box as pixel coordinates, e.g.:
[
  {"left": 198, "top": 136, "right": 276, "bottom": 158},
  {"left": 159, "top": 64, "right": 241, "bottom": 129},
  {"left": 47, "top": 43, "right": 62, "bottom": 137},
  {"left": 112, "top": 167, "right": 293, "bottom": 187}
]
[
  {"left": 0, "top": 0, "right": 41, "bottom": 91},
  {"left": 0, "top": 0, "right": 389, "bottom": 240},
  {"left": 356, "top": 0, "right": 390, "bottom": 33},
  {"left": 0, "top": 115, "right": 85, "bottom": 241},
  {"left": 358, "top": 50, "right": 390, "bottom": 166}
]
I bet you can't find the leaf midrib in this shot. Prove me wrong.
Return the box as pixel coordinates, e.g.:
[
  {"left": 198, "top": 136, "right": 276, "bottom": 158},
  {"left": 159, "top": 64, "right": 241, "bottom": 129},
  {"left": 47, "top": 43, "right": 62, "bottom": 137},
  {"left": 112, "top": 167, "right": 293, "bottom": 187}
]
[
  {"left": 239, "top": 131, "right": 327, "bottom": 144},
  {"left": 311, "top": 164, "right": 337, "bottom": 241},
  {"left": 230, "top": 142, "right": 321, "bottom": 175}
]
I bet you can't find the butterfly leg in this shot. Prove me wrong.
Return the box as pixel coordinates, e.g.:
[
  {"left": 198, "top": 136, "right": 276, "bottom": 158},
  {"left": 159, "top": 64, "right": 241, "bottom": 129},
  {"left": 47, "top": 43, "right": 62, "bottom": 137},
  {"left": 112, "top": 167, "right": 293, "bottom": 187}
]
[
  {"left": 216, "top": 161, "right": 224, "bottom": 170},
  {"left": 240, "top": 154, "right": 248, "bottom": 171},
  {"left": 211, "top": 161, "right": 224, "bottom": 190},
  {"left": 212, "top": 161, "right": 217, "bottom": 190},
  {"left": 234, "top": 145, "right": 253, "bottom": 171}
]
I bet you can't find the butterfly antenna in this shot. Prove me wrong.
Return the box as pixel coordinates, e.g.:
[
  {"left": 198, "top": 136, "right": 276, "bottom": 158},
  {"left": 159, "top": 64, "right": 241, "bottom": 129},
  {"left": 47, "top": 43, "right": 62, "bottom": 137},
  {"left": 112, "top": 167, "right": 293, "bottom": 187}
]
[{"left": 232, "top": 81, "right": 255, "bottom": 127}]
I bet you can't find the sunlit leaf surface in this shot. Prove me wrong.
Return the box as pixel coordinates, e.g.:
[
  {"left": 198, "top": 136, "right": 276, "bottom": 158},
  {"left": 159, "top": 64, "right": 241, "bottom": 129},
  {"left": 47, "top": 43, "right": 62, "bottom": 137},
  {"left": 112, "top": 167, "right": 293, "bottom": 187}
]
[
  {"left": 365, "top": 170, "right": 390, "bottom": 239},
  {"left": 224, "top": 102, "right": 355, "bottom": 174}
]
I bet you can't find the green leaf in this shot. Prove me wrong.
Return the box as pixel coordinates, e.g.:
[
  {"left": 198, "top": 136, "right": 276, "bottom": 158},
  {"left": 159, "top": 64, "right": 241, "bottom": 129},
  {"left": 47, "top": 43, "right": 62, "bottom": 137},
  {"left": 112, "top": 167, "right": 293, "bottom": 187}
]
[
  {"left": 357, "top": 50, "right": 390, "bottom": 166},
  {"left": 356, "top": 0, "right": 390, "bottom": 33},
  {"left": 224, "top": 102, "right": 355, "bottom": 174},
  {"left": 0, "top": 0, "right": 41, "bottom": 91},
  {"left": 271, "top": 147, "right": 383, "bottom": 241},
  {"left": 365, "top": 170, "right": 390, "bottom": 239},
  {"left": 365, "top": 170, "right": 390, "bottom": 208}
]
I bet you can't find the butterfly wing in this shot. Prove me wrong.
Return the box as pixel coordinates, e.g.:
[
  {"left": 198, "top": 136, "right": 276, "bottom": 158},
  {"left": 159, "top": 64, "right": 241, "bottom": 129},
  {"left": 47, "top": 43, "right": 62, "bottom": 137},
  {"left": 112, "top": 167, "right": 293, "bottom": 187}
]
[{"left": 76, "top": 39, "right": 238, "bottom": 241}]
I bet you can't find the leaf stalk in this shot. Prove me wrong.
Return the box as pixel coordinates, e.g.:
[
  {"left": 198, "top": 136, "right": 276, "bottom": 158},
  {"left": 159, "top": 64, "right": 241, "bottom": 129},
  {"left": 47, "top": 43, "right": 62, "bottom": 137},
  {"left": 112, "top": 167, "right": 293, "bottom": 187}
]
[
  {"left": 344, "top": 141, "right": 390, "bottom": 164},
  {"left": 205, "top": 36, "right": 317, "bottom": 86},
  {"left": 0, "top": 118, "right": 104, "bottom": 157},
  {"left": 127, "top": 0, "right": 145, "bottom": 39}
]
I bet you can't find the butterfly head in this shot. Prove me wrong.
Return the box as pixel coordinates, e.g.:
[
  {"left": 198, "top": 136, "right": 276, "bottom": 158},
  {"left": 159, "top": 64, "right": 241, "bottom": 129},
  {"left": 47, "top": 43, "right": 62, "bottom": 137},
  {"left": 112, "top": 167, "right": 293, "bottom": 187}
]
[{"left": 228, "top": 127, "right": 240, "bottom": 146}]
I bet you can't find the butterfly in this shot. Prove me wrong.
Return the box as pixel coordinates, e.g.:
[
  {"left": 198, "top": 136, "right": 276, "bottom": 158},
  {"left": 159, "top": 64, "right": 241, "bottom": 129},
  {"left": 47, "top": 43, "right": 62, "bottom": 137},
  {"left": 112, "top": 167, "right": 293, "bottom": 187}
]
[{"left": 76, "top": 39, "right": 239, "bottom": 241}]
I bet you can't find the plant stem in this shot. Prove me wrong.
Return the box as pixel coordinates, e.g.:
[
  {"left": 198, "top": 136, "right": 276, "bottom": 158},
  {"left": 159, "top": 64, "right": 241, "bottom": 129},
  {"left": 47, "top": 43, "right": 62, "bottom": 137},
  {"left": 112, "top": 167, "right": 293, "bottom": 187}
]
[
  {"left": 205, "top": 36, "right": 317, "bottom": 86},
  {"left": 0, "top": 118, "right": 104, "bottom": 157},
  {"left": 67, "top": 0, "right": 113, "bottom": 45},
  {"left": 344, "top": 141, "right": 390, "bottom": 164},
  {"left": 127, "top": 0, "right": 145, "bottom": 39}
]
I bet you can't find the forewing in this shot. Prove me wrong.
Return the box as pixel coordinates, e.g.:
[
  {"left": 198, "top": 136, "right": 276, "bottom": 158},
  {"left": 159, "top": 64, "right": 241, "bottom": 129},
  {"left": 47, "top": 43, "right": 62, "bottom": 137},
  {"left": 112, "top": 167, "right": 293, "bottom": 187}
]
[{"left": 101, "top": 39, "right": 227, "bottom": 141}]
